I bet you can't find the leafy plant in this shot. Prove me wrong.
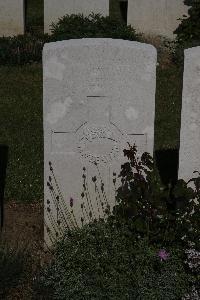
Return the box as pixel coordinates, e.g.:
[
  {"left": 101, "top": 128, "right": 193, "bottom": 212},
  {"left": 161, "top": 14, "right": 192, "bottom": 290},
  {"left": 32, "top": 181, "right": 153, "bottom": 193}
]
[
  {"left": 50, "top": 13, "right": 140, "bottom": 41},
  {"left": 173, "top": 0, "right": 200, "bottom": 63},
  {"left": 0, "top": 33, "right": 50, "bottom": 65},
  {"left": 38, "top": 144, "right": 200, "bottom": 299},
  {"left": 174, "top": 0, "right": 200, "bottom": 44},
  {"left": 109, "top": 144, "right": 200, "bottom": 248},
  {"left": 33, "top": 222, "right": 190, "bottom": 300},
  {"left": 0, "top": 14, "right": 139, "bottom": 66},
  {"left": 173, "top": 174, "right": 200, "bottom": 249}
]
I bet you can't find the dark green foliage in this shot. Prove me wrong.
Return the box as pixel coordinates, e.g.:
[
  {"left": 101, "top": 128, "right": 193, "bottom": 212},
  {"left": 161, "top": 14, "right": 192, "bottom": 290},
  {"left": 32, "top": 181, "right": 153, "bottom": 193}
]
[
  {"left": 173, "top": 174, "right": 200, "bottom": 249},
  {"left": 173, "top": 0, "right": 200, "bottom": 63},
  {"left": 33, "top": 146, "right": 199, "bottom": 299},
  {"left": 33, "top": 222, "right": 190, "bottom": 300},
  {"left": 174, "top": 0, "right": 200, "bottom": 44},
  {"left": 0, "top": 242, "right": 28, "bottom": 298},
  {"left": 0, "top": 0, "right": 44, "bottom": 65},
  {"left": 111, "top": 144, "right": 200, "bottom": 249},
  {"left": 0, "top": 14, "right": 139, "bottom": 66},
  {"left": 0, "top": 34, "right": 50, "bottom": 65},
  {"left": 50, "top": 13, "right": 139, "bottom": 41}
]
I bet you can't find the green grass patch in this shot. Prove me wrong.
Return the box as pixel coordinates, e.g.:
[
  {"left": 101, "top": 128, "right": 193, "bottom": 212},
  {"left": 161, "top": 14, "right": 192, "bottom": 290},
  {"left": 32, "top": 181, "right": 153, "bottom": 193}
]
[
  {"left": 0, "top": 65, "right": 43, "bottom": 202},
  {"left": 26, "top": 0, "right": 44, "bottom": 34},
  {"left": 155, "top": 64, "right": 183, "bottom": 150},
  {"left": 109, "top": 0, "right": 122, "bottom": 21}
]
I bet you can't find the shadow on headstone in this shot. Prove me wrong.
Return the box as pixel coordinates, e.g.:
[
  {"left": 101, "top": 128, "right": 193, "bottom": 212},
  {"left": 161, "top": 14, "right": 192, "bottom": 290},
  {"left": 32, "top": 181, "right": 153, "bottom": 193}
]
[
  {"left": 155, "top": 149, "right": 179, "bottom": 210},
  {"left": 0, "top": 145, "right": 8, "bottom": 230},
  {"left": 155, "top": 149, "right": 179, "bottom": 187},
  {"left": 119, "top": 0, "right": 128, "bottom": 23},
  {"left": 24, "top": 0, "right": 28, "bottom": 33}
]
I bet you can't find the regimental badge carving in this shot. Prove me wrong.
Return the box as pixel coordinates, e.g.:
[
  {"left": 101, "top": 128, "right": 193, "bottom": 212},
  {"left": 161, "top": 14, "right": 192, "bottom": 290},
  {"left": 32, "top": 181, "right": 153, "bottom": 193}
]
[{"left": 77, "top": 125, "right": 120, "bottom": 165}]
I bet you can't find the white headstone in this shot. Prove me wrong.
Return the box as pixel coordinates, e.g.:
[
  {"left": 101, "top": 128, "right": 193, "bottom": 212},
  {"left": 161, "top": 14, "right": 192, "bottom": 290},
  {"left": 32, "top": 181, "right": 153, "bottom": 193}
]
[
  {"left": 44, "top": 0, "right": 109, "bottom": 34},
  {"left": 179, "top": 47, "right": 200, "bottom": 183},
  {"left": 127, "top": 0, "right": 188, "bottom": 39},
  {"left": 0, "top": 0, "right": 24, "bottom": 37},
  {"left": 43, "top": 38, "right": 157, "bottom": 246}
]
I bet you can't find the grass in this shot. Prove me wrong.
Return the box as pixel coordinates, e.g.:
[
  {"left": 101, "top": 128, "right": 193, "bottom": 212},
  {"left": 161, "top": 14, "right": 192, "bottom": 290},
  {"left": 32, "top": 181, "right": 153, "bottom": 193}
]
[
  {"left": 26, "top": 0, "right": 44, "bottom": 34},
  {"left": 110, "top": 0, "right": 122, "bottom": 20},
  {"left": 0, "top": 65, "right": 43, "bottom": 202},
  {"left": 155, "top": 64, "right": 183, "bottom": 150}
]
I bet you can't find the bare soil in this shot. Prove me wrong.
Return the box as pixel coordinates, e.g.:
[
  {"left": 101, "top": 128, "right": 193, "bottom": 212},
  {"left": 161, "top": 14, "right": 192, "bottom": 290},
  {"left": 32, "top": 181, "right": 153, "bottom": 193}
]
[{"left": 0, "top": 200, "right": 49, "bottom": 300}]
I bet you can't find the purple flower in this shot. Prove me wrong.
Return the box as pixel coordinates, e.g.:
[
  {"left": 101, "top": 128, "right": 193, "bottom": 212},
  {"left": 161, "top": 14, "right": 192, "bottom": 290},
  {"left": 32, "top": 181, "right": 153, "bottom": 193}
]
[{"left": 158, "top": 249, "right": 170, "bottom": 261}]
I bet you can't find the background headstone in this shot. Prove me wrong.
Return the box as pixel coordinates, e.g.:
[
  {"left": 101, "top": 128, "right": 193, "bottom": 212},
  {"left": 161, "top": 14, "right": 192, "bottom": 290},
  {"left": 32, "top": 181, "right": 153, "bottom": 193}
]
[
  {"left": 179, "top": 47, "right": 200, "bottom": 182},
  {"left": 43, "top": 38, "right": 157, "bottom": 246},
  {"left": 0, "top": 0, "right": 24, "bottom": 37},
  {"left": 44, "top": 0, "right": 109, "bottom": 33},
  {"left": 127, "top": 0, "right": 189, "bottom": 39}
]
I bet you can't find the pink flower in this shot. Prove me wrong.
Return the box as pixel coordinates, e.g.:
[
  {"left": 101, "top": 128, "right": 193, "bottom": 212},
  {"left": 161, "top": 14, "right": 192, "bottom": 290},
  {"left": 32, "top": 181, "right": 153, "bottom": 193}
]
[{"left": 158, "top": 249, "right": 170, "bottom": 261}]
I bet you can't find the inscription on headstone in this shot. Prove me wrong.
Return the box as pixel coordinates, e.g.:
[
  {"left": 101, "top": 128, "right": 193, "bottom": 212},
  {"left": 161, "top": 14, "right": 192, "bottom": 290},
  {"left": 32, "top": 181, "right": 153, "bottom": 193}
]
[
  {"left": 43, "top": 39, "right": 157, "bottom": 246},
  {"left": 179, "top": 47, "right": 200, "bottom": 182}
]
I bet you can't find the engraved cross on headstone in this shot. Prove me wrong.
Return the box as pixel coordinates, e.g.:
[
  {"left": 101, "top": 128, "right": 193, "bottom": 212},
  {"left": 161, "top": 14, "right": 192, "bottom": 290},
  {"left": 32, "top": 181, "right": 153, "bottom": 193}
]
[{"left": 51, "top": 95, "right": 147, "bottom": 165}]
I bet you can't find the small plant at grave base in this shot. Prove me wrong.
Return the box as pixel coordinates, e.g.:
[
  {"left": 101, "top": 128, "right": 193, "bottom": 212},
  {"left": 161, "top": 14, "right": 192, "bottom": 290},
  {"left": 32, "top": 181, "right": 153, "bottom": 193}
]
[
  {"left": 45, "top": 161, "right": 112, "bottom": 244},
  {"left": 80, "top": 163, "right": 112, "bottom": 225},
  {"left": 32, "top": 222, "right": 191, "bottom": 300},
  {"left": 109, "top": 143, "right": 200, "bottom": 249},
  {"left": 45, "top": 162, "right": 78, "bottom": 244},
  {"left": 35, "top": 143, "right": 200, "bottom": 299}
]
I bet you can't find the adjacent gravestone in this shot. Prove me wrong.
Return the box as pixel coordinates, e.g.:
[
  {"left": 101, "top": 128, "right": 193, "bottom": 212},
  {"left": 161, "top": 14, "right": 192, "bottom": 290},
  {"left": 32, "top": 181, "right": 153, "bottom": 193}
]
[
  {"left": 179, "top": 47, "right": 200, "bottom": 183},
  {"left": 127, "top": 0, "right": 188, "bottom": 39},
  {"left": 44, "top": 0, "right": 109, "bottom": 34},
  {"left": 0, "top": 0, "right": 24, "bottom": 37},
  {"left": 43, "top": 38, "right": 157, "bottom": 246}
]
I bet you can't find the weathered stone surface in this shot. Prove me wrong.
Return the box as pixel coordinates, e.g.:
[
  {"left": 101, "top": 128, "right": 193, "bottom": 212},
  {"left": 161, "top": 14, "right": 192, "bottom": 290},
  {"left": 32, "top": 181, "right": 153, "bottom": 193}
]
[
  {"left": 127, "top": 0, "right": 188, "bottom": 39},
  {"left": 43, "top": 38, "right": 157, "bottom": 246},
  {"left": 179, "top": 47, "right": 200, "bottom": 182},
  {"left": 0, "top": 0, "right": 24, "bottom": 37},
  {"left": 44, "top": 0, "right": 109, "bottom": 33}
]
